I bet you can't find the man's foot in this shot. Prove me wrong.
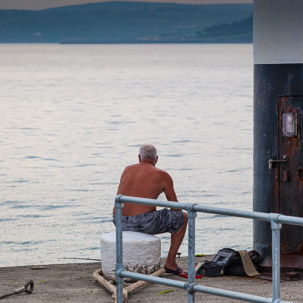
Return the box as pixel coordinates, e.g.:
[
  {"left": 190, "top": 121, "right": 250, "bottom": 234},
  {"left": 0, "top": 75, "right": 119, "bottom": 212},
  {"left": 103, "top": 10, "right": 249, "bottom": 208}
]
[
  {"left": 165, "top": 266, "right": 185, "bottom": 275},
  {"left": 164, "top": 266, "right": 202, "bottom": 279}
]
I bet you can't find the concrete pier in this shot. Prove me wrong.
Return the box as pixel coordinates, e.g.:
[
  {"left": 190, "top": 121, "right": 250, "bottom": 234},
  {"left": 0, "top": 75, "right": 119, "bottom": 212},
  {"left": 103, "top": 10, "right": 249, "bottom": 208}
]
[{"left": 0, "top": 257, "right": 302, "bottom": 302}]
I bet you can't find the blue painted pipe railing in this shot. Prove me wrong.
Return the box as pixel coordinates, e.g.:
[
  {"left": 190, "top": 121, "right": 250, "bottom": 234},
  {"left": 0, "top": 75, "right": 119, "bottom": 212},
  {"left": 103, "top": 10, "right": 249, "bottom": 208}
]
[{"left": 114, "top": 195, "right": 302, "bottom": 303}]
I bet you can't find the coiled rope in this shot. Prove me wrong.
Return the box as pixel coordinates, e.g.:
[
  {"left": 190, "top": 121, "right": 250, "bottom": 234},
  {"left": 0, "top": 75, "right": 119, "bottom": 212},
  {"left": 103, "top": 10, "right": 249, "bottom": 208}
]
[{"left": 93, "top": 267, "right": 165, "bottom": 303}]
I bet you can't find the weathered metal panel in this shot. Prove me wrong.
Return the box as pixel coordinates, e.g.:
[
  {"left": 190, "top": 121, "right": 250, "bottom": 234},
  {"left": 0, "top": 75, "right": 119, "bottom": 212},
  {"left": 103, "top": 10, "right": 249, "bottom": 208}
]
[
  {"left": 253, "top": 64, "right": 303, "bottom": 262},
  {"left": 278, "top": 96, "right": 303, "bottom": 255}
]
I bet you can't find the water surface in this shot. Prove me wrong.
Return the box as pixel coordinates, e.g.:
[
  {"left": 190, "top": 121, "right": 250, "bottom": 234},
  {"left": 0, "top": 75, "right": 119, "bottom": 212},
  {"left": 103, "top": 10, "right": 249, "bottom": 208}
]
[{"left": 0, "top": 44, "right": 253, "bottom": 267}]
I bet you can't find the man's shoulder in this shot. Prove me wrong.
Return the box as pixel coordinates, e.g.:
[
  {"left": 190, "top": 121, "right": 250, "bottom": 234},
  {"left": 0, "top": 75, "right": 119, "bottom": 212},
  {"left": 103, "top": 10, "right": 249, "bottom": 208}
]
[
  {"left": 153, "top": 166, "right": 165, "bottom": 173},
  {"left": 124, "top": 163, "right": 140, "bottom": 170},
  {"left": 123, "top": 164, "right": 171, "bottom": 179},
  {"left": 154, "top": 167, "right": 172, "bottom": 179}
]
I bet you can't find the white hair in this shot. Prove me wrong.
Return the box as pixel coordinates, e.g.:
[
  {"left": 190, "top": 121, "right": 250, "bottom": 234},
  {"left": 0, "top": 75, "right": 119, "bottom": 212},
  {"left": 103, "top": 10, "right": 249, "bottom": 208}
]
[{"left": 139, "top": 144, "right": 157, "bottom": 160}]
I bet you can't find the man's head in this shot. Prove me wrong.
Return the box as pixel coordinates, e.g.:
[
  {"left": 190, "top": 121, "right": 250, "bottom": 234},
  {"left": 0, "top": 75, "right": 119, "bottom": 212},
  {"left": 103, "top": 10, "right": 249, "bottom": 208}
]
[{"left": 138, "top": 144, "right": 158, "bottom": 165}]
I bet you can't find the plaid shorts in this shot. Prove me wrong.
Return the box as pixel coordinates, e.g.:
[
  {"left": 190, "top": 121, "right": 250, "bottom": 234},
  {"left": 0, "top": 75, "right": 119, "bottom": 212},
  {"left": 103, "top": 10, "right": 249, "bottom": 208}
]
[{"left": 113, "top": 208, "right": 184, "bottom": 234}]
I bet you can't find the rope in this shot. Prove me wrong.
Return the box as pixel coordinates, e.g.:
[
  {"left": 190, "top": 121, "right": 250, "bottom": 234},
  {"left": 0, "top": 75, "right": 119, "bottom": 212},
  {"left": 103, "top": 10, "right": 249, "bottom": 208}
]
[
  {"left": 124, "top": 267, "right": 165, "bottom": 293},
  {"left": 93, "top": 269, "right": 128, "bottom": 302},
  {"left": 93, "top": 267, "right": 165, "bottom": 303}
]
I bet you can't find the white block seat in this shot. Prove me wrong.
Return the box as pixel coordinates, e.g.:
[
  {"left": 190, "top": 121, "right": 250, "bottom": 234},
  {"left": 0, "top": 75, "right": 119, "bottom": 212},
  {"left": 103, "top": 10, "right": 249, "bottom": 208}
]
[{"left": 100, "top": 231, "right": 161, "bottom": 280}]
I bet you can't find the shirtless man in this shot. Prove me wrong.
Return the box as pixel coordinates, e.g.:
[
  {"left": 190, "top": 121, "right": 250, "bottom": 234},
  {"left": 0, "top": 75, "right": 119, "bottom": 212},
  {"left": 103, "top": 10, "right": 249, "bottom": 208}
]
[{"left": 113, "top": 144, "right": 188, "bottom": 275}]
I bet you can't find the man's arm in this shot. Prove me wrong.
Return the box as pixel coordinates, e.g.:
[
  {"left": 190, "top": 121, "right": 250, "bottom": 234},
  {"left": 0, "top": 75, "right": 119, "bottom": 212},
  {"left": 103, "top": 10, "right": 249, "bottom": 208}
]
[
  {"left": 163, "top": 172, "right": 180, "bottom": 210},
  {"left": 113, "top": 167, "right": 127, "bottom": 214}
]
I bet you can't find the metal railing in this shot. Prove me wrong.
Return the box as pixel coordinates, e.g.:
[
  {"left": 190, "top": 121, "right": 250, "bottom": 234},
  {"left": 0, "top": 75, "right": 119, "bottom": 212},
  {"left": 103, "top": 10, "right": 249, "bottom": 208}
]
[{"left": 115, "top": 195, "right": 303, "bottom": 303}]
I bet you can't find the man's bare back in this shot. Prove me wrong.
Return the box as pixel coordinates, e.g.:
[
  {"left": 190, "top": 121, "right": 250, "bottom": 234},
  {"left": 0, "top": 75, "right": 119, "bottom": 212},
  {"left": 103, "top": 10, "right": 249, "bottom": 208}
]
[
  {"left": 114, "top": 144, "right": 188, "bottom": 274},
  {"left": 116, "top": 159, "right": 178, "bottom": 216}
]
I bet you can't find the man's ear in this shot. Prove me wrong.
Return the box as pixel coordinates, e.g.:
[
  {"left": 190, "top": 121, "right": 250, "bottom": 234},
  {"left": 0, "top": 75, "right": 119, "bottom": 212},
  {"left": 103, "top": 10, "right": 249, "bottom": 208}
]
[
  {"left": 155, "top": 156, "right": 158, "bottom": 164},
  {"left": 138, "top": 155, "right": 141, "bottom": 162}
]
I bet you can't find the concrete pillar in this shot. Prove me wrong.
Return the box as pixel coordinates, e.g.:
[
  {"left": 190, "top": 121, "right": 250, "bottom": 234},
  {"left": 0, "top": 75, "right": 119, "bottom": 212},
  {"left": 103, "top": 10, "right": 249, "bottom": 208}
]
[{"left": 253, "top": 0, "right": 303, "bottom": 268}]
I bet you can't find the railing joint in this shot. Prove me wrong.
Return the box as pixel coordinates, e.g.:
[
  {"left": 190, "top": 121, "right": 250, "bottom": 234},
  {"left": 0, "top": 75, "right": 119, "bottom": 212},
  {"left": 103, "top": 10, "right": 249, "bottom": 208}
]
[
  {"left": 269, "top": 212, "right": 281, "bottom": 222},
  {"left": 270, "top": 213, "right": 282, "bottom": 230},
  {"left": 187, "top": 204, "right": 198, "bottom": 217},
  {"left": 116, "top": 264, "right": 124, "bottom": 276},
  {"left": 115, "top": 194, "right": 123, "bottom": 203},
  {"left": 184, "top": 282, "right": 196, "bottom": 293},
  {"left": 115, "top": 195, "right": 124, "bottom": 208}
]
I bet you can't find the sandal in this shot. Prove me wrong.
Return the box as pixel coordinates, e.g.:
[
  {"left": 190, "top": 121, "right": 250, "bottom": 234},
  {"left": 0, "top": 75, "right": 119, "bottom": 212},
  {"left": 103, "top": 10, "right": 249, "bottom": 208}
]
[{"left": 164, "top": 267, "right": 202, "bottom": 279}]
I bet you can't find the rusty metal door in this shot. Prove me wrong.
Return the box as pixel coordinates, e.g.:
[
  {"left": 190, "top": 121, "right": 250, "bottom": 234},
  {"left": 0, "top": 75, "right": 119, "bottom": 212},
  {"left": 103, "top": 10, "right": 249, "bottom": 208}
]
[{"left": 278, "top": 96, "right": 303, "bottom": 255}]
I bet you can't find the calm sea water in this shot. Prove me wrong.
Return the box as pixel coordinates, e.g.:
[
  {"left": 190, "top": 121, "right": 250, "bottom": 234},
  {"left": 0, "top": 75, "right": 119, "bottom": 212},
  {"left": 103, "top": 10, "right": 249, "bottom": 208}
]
[{"left": 0, "top": 44, "right": 253, "bottom": 267}]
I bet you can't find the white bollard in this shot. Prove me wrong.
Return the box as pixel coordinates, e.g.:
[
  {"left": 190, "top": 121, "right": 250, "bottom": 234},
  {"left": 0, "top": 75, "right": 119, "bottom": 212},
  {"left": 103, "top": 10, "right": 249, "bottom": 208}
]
[{"left": 100, "top": 231, "right": 161, "bottom": 280}]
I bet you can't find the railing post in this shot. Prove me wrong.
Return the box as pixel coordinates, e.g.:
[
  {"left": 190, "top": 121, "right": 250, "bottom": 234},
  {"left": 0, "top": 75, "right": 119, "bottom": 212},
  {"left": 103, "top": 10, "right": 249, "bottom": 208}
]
[
  {"left": 271, "top": 217, "right": 282, "bottom": 303},
  {"left": 187, "top": 209, "right": 197, "bottom": 303},
  {"left": 115, "top": 195, "right": 124, "bottom": 303}
]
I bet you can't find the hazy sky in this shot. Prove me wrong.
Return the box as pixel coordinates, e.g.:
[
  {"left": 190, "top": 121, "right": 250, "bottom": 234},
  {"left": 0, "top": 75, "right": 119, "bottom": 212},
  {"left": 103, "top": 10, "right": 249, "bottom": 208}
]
[{"left": 0, "top": 0, "right": 253, "bottom": 10}]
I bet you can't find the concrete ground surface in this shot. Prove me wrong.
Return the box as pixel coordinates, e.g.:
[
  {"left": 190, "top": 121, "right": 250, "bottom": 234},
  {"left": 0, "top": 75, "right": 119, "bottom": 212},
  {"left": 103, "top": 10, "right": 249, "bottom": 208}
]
[{"left": 0, "top": 257, "right": 302, "bottom": 303}]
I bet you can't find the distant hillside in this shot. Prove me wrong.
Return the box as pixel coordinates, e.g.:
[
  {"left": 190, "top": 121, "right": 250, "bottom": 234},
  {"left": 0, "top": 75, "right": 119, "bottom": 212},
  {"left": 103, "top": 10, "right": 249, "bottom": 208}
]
[
  {"left": 196, "top": 15, "right": 253, "bottom": 43},
  {"left": 0, "top": 1, "right": 253, "bottom": 43}
]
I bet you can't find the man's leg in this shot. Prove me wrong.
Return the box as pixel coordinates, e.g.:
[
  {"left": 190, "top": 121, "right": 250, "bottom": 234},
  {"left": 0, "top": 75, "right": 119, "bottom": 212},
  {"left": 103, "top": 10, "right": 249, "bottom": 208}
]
[{"left": 164, "top": 211, "right": 188, "bottom": 270}]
